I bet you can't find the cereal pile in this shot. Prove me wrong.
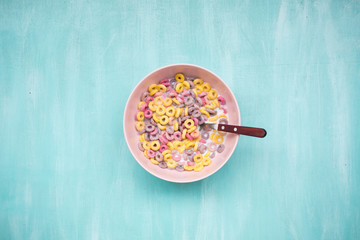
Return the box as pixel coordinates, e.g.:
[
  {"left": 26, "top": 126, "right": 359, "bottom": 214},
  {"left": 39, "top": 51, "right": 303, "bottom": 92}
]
[{"left": 135, "top": 73, "right": 228, "bottom": 172}]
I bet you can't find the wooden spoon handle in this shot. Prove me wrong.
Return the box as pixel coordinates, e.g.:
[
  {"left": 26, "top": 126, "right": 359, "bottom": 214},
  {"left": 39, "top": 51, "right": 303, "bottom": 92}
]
[{"left": 218, "top": 124, "right": 267, "bottom": 138}]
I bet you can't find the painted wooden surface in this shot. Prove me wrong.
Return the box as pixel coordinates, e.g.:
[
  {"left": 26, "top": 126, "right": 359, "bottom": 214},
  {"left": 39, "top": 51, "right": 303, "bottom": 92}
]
[{"left": 1, "top": 0, "right": 360, "bottom": 239}]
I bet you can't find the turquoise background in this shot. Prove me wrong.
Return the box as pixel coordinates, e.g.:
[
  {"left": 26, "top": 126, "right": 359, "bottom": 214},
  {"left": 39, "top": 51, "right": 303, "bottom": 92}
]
[{"left": 1, "top": 0, "right": 360, "bottom": 239}]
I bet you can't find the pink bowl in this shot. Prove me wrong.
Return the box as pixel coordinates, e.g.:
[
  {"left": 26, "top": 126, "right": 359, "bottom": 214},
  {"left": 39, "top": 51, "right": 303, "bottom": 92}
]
[{"left": 123, "top": 64, "right": 241, "bottom": 183}]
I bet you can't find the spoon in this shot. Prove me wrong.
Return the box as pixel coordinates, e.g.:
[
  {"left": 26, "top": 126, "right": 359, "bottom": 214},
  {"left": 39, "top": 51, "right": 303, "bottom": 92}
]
[{"left": 201, "top": 123, "right": 267, "bottom": 138}]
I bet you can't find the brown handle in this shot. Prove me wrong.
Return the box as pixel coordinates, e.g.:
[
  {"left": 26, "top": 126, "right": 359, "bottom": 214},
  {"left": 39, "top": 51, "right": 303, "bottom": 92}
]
[{"left": 218, "top": 124, "right": 267, "bottom": 138}]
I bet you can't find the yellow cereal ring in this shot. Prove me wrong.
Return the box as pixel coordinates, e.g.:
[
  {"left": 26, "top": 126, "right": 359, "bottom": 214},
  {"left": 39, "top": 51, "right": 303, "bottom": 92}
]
[
  {"left": 183, "top": 139, "right": 190, "bottom": 145},
  {"left": 137, "top": 112, "right": 144, "bottom": 121},
  {"left": 182, "top": 81, "right": 190, "bottom": 89},
  {"left": 138, "top": 101, "right": 146, "bottom": 110},
  {"left": 192, "top": 89, "right": 198, "bottom": 97},
  {"left": 139, "top": 133, "right": 145, "bottom": 142},
  {"left": 204, "top": 104, "right": 216, "bottom": 110},
  {"left": 150, "top": 140, "right": 161, "bottom": 151},
  {"left": 182, "top": 129, "right": 187, "bottom": 139},
  {"left": 195, "top": 85, "right": 203, "bottom": 94},
  {"left": 164, "top": 154, "right": 172, "bottom": 161},
  {"left": 159, "top": 115, "right": 169, "bottom": 125},
  {"left": 175, "top": 73, "right": 185, "bottom": 82},
  {"left": 193, "top": 154, "right": 203, "bottom": 163},
  {"left": 167, "top": 142, "right": 174, "bottom": 150},
  {"left": 156, "top": 105, "right": 166, "bottom": 115},
  {"left": 154, "top": 96, "right": 163, "bottom": 105},
  {"left": 136, "top": 121, "right": 145, "bottom": 131},
  {"left": 208, "top": 89, "right": 218, "bottom": 100},
  {"left": 153, "top": 113, "right": 160, "bottom": 122},
  {"left": 186, "top": 142, "right": 195, "bottom": 149},
  {"left": 188, "top": 125, "right": 196, "bottom": 133},
  {"left": 149, "top": 89, "right": 158, "bottom": 95},
  {"left": 149, "top": 84, "right": 158, "bottom": 92},
  {"left": 149, "top": 102, "right": 157, "bottom": 111},
  {"left": 165, "top": 106, "right": 175, "bottom": 117},
  {"left": 209, "top": 116, "right": 218, "bottom": 122},
  {"left": 174, "top": 141, "right": 183, "bottom": 150},
  {"left": 174, "top": 121, "right": 179, "bottom": 131},
  {"left": 172, "top": 98, "right": 180, "bottom": 105},
  {"left": 201, "top": 83, "right": 211, "bottom": 92},
  {"left": 175, "top": 108, "right": 183, "bottom": 118},
  {"left": 158, "top": 123, "right": 166, "bottom": 130},
  {"left": 203, "top": 158, "right": 211, "bottom": 166},
  {"left": 211, "top": 99, "right": 220, "bottom": 107},
  {"left": 184, "top": 106, "right": 188, "bottom": 116},
  {"left": 144, "top": 149, "right": 150, "bottom": 158},
  {"left": 162, "top": 150, "right": 171, "bottom": 156},
  {"left": 204, "top": 152, "right": 211, "bottom": 157},
  {"left": 184, "top": 119, "right": 194, "bottom": 129},
  {"left": 214, "top": 134, "right": 224, "bottom": 144},
  {"left": 184, "top": 164, "right": 194, "bottom": 171},
  {"left": 218, "top": 114, "right": 227, "bottom": 119},
  {"left": 193, "top": 141, "right": 199, "bottom": 151},
  {"left": 167, "top": 159, "right": 177, "bottom": 168},
  {"left": 193, "top": 78, "right": 203, "bottom": 86},
  {"left": 157, "top": 84, "right": 167, "bottom": 92},
  {"left": 210, "top": 132, "right": 216, "bottom": 141},
  {"left": 163, "top": 98, "right": 172, "bottom": 107},
  {"left": 178, "top": 146, "right": 186, "bottom": 153},
  {"left": 194, "top": 163, "right": 204, "bottom": 172},
  {"left": 142, "top": 141, "right": 150, "bottom": 150},
  {"left": 200, "top": 108, "right": 210, "bottom": 118},
  {"left": 150, "top": 158, "right": 159, "bottom": 165},
  {"left": 176, "top": 83, "right": 184, "bottom": 93}
]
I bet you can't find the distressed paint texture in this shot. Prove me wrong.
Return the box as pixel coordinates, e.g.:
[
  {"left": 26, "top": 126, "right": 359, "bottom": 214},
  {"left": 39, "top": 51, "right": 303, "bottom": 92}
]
[{"left": 1, "top": 0, "right": 360, "bottom": 239}]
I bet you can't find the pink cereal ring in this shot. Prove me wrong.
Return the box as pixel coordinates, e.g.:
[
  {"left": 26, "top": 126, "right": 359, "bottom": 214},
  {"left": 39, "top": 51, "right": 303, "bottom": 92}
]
[
  {"left": 165, "top": 133, "right": 174, "bottom": 141},
  {"left": 204, "top": 97, "right": 210, "bottom": 104},
  {"left": 154, "top": 92, "right": 162, "bottom": 97},
  {"left": 173, "top": 153, "right": 181, "bottom": 162},
  {"left": 191, "top": 117, "right": 199, "bottom": 126},
  {"left": 159, "top": 136, "right": 168, "bottom": 145},
  {"left": 176, "top": 96, "right": 184, "bottom": 103},
  {"left": 169, "top": 92, "right": 177, "bottom": 97},
  {"left": 199, "top": 139, "right": 206, "bottom": 143},
  {"left": 147, "top": 149, "right": 156, "bottom": 158},
  {"left": 201, "top": 98, "right": 206, "bottom": 106},
  {"left": 220, "top": 106, "right": 227, "bottom": 114},
  {"left": 160, "top": 78, "right": 169, "bottom": 84},
  {"left": 203, "top": 117, "right": 208, "bottom": 121},
  {"left": 145, "top": 96, "right": 153, "bottom": 103},
  {"left": 199, "top": 92, "right": 207, "bottom": 98},
  {"left": 173, "top": 131, "right": 182, "bottom": 141},
  {"left": 150, "top": 128, "right": 158, "bottom": 135},
  {"left": 139, "top": 102, "right": 148, "bottom": 112},
  {"left": 208, "top": 142, "right": 217, "bottom": 152},
  {"left": 183, "top": 90, "right": 190, "bottom": 97},
  {"left": 159, "top": 144, "right": 168, "bottom": 153},
  {"left": 144, "top": 109, "right": 153, "bottom": 119},
  {"left": 186, "top": 133, "right": 193, "bottom": 141},
  {"left": 187, "top": 161, "right": 195, "bottom": 166},
  {"left": 163, "top": 82, "right": 170, "bottom": 87},
  {"left": 190, "top": 129, "right": 200, "bottom": 139},
  {"left": 217, "top": 96, "right": 226, "bottom": 105}
]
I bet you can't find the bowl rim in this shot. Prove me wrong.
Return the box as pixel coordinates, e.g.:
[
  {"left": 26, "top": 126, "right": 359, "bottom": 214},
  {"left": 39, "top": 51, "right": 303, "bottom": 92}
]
[{"left": 123, "top": 63, "right": 241, "bottom": 183}]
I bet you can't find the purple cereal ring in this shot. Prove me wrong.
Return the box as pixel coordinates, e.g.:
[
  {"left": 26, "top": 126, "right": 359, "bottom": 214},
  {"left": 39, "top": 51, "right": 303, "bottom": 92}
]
[
  {"left": 192, "top": 110, "right": 201, "bottom": 118},
  {"left": 155, "top": 151, "right": 164, "bottom": 161},
  {"left": 150, "top": 118, "right": 157, "bottom": 125},
  {"left": 138, "top": 129, "right": 145, "bottom": 135},
  {"left": 144, "top": 109, "right": 153, "bottom": 119},
  {"left": 185, "top": 149, "right": 194, "bottom": 155},
  {"left": 219, "top": 118, "right": 228, "bottom": 125},
  {"left": 184, "top": 96, "right": 194, "bottom": 106},
  {"left": 210, "top": 152, "right": 216, "bottom": 159},
  {"left": 138, "top": 142, "right": 145, "bottom": 151},
  {"left": 190, "top": 89, "right": 196, "bottom": 97},
  {"left": 147, "top": 149, "right": 156, "bottom": 158},
  {"left": 206, "top": 108, "right": 215, "bottom": 114},
  {"left": 145, "top": 124, "right": 155, "bottom": 132},
  {"left": 217, "top": 144, "right": 225, "bottom": 153},
  {"left": 217, "top": 96, "right": 226, "bottom": 105},
  {"left": 144, "top": 133, "right": 150, "bottom": 141},
  {"left": 198, "top": 92, "right": 207, "bottom": 98},
  {"left": 150, "top": 133, "right": 159, "bottom": 141},
  {"left": 175, "top": 165, "right": 185, "bottom": 172},
  {"left": 165, "top": 132, "right": 174, "bottom": 141},
  {"left": 198, "top": 144, "right": 207, "bottom": 154},
  {"left": 208, "top": 142, "right": 217, "bottom": 152},
  {"left": 159, "top": 144, "right": 168, "bottom": 153},
  {"left": 141, "top": 92, "right": 149, "bottom": 101},
  {"left": 188, "top": 107, "right": 196, "bottom": 115},
  {"left": 166, "top": 126, "right": 174, "bottom": 134},
  {"left": 173, "top": 131, "right": 182, "bottom": 141},
  {"left": 198, "top": 116, "right": 205, "bottom": 125},
  {"left": 196, "top": 97, "right": 203, "bottom": 106},
  {"left": 158, "top": 161, "right": 167, "bottom": 169}
]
